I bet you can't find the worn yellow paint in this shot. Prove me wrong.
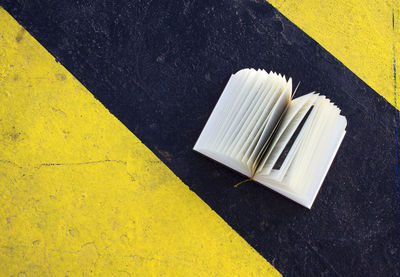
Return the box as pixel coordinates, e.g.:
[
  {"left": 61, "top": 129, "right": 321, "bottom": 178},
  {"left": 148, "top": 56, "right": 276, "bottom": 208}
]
[
  {"left": 0, "top": 8, "right": 280, "bottom": 276},
  {"left": 267, "top": 0, "right": 400, "bottom": 109}
]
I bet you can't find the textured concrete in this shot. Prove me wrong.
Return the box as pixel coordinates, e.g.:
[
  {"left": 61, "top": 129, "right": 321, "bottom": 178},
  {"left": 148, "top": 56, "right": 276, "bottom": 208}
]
[
  {"left": 1, "top": 0, "right": 399, "bottom": 276},
  {"left": 268, "top": 0, "right": 400, "bottom": 109},
  {"left": 0, "top": 8, "right": 280, "bottom": 276}
]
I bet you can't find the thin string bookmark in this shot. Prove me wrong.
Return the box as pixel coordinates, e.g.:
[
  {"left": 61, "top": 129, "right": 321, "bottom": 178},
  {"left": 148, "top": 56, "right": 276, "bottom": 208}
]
[
  {"left": 292, "top": 81, "right": 301, "bottom": 98},
  {"left": 234, "top": 178, "right": 253, "bottom": 188}
]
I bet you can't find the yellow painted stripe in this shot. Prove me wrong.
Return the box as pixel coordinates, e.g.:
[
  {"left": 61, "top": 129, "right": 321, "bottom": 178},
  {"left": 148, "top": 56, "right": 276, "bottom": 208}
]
[
  {"left": 267, "top": 0, "right": 400, "bottom": 109},
  {"left": 0, "top": 8, "right": 280, "bottom": 276}
]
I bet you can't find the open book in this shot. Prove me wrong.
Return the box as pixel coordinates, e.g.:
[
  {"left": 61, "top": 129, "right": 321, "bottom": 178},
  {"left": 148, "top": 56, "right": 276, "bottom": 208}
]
[{"left": 194, "top": 68, "right": 347, "bottom": 208}]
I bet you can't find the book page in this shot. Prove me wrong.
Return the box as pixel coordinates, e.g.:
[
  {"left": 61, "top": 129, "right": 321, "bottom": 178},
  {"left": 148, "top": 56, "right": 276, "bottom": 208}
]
[
  {"left": 255, "top": 93, "right": 318, "bottom": 175},
  {"left": 211, "top": 70, "right": 259, "bottom": 150},
  {"left": 194, "top": 68, "right": 293, "bottom": 177},
  {"left": 300, "top": 116, "right": 347, "bottom": 207},
  {"left": 194, "top": 69, "right": 249, "bottom": 149},
  {"left": 273, "top": 97, "right": 331, "bottom": 183},
  {"left": 253, "top": 95, "right": 346, "bottom": 208},
  {"left": 285, "top": 100, "right": 340, "bottom": 191},
  {"left": 222, "top": 71, "right": 277, "bottom": 155},
  {"left": 243, "top": 78, "right": 292, "bottom": 173},
  {"left": 232, "top": 76, "right": 288, "bottom": 158}
]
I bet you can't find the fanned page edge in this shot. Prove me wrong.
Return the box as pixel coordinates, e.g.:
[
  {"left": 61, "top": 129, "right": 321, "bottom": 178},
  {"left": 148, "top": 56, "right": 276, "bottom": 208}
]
[
  {"left": 253, "top": 115, "right": 347, "bottom": 209},
  {"left": 254, "top": 93, "right": 317, "bottom": 175},
  {"left": 193, "top": 69, "right": 291, "bottom": 179},
  {"left": 193, "top": 70, "right": 260, "bottom": 178}
]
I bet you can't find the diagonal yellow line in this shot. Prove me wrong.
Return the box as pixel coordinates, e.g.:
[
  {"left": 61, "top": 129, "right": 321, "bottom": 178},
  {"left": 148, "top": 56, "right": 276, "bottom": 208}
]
[
  {"left": 0, "top": 7, "right": 280, "bottom": 276},
  {"left": 267, "top": 0, "right": 400, "bottom": 110}
]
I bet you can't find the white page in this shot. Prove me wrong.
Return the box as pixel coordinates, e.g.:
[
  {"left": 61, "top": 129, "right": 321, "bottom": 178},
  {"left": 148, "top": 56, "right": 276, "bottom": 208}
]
[
  {"left": 219, "top": 70, "right": 272, "bottom": 154},
  {"left": 194, "top": 69, "right": 249, "bottom": 150},
  {"left": 253, "top": 114, "right": 346, "bottom": 209},
  {"left": 242, "top": 78, "right": 292, "bottom": 168},
  {"left": 194, "top": 68, "right": 278, "bottom": 177},
  {"left": 255, "top": 111, "right": 310, "bottom": 177},
  {"left": 212, "top": 69, "right": 259, "bottom": 150},
  {"left": 289, "top": 103, "right": 340, "bottom": 192},
  {"left": 301, "top": 116, "right": 347, "bottom": 208},
  {"left": 229, "top": 75, "right": 285, "bottom": 158},
  {"left": 222, "top": 70, "right": 274, "bottom": 155},
  {"left": 224, "top": 73, "right": 281, "bottom": 156},
  {"left": 256, "top": 93, "right": 317, "bottom": 174},
  {"left": 194, "top": 69, "right": 255, "bottom": 176},
  {"left": 275, "top": 97, "right": 331, "bottom": 181},
  {"left": 206, "top": 70, "right": 250, "bottom": 149},
  {"left": 256, "top": 95, "right": 326, "bottom": 178},
  {"left": 284, "top": 98, "right": 337, "bottom": 188},
  {"left": 260, "top": 93, "right": 317, "bottom": 162},
  {"left": 252, "top": 94, "right": 317, "bottom": 174}
]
